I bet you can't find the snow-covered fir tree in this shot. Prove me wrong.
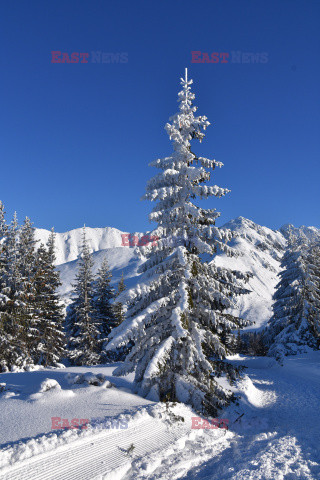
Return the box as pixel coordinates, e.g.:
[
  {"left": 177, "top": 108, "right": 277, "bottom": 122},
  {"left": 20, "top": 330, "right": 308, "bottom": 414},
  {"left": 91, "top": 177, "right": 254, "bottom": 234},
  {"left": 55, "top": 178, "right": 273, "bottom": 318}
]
[
  {"left": 65, "top": 228, "right": 100, "bottom": 365},
  {"left": 92, "top": 257, "right": 121, "bottom": 362},
  {"left": 18, "top": 217, "right": 39, "bottom": 360},
  {"left": 265, "top": 235, "right": 320, "bottom": 363},
  {"left": 0, "top": 213, "right": 33, "bottom": 371},
  {"left": 113, "top": 272, "right": 126, "bottom": 325},
  {"left": 0, "top": 201, "right": 6, "bottom": 261},
  {"left": 105, "top": 69, "right": 250, "bottom": 415},
  {"left": 108, "top": 273, "right": 131, "bottom": 362},
  {"left": 93, "top": 257, "right": 116, "bottom": 340},
  {"left": 31, "top": 230, "right": 65, "bottom": 366},
  {"left": 0, "top": 209, "right": 66, "bottom": 370},
  {"left": 0, "top": 201, "right": 9, "bottom": 371},
  {"left": 0, "top": 201, "right": 7, "bottom": 299},
  {"left": 306, "top": 243, "right": 320, "bottom": 343}
]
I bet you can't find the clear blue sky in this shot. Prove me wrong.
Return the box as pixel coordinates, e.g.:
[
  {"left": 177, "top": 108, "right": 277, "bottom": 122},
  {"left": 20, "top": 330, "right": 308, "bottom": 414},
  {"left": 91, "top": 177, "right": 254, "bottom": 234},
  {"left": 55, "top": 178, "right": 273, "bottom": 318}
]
[{"left": 1, "top": 0, "right": 319, "bottom": 233}]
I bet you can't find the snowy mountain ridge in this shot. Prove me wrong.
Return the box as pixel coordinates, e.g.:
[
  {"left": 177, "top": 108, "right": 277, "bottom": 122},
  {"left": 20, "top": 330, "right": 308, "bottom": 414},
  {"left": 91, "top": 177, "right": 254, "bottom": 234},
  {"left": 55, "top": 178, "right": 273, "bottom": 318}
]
[
  {"left": 34, "top": 226, "right": 133, "bottom": 265},
  {"left": 34, "top": 217, "right": 320, "bottom": 267}
]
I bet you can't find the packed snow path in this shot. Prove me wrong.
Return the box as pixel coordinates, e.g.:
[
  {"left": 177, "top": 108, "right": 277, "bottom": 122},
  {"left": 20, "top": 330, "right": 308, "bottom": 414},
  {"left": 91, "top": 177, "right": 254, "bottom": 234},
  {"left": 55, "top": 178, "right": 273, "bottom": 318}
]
[
  {"left": 0, "top": 413, "right": 194, "bottom": 480},
  {"left": 0, "top": 353, "right": 319, "bottom": 479}
]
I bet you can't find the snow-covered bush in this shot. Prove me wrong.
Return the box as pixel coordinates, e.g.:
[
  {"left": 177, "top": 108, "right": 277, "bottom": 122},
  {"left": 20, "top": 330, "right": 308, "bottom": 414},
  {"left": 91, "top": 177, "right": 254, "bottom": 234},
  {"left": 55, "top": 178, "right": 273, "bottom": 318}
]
[{"left": 39, "top": 378, "right": 61, "bottom": 392}]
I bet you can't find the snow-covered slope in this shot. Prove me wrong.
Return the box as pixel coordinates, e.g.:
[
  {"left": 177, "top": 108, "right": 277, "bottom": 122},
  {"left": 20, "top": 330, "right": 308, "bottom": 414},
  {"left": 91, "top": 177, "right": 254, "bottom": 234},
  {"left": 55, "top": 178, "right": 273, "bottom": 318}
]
[
  {"left": 57, "top": 247, "right": 145, "bottom": 304},
  {"left": 34, "top": 227, "right": 146, "bottom": 306},
  {"left": 35, "top": 218, "right": 320, "bottom": 329},
  {"left": 214, "top": 217, "right": 287, "bottom": 331}
]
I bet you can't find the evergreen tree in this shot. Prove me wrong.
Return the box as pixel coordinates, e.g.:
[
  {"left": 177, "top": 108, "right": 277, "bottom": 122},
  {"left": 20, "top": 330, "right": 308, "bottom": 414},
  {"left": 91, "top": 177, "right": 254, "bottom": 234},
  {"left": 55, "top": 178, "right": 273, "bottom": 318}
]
[
  {"left": 0, "top": 213, "right": 32, "bottom": 371},
  {"left": 265, "top": 237, "right": 320, "bottom": 363},
  {"left": 93, "top": 257, "right": 116, "bottom": 340},
  {"left": 0, "top": 211, "right": 65, "bottom": 370},
  {"left": 247, "top": 332, "right": 267, "bottom": 356},
  {"left": 0, "top": 201, "right": 7, "bottom": 267},
  {"left": 306, "top": 243, "right": 320, "bottom": 343},
  {"left": 0, "top": 201, "right": 9, "bottom": 371},
  {"left": 0, "top": 201, "right": 7, "bottom": 298},
  {"left": 18, "top": 217, "right": 39, "bottom": 360},
  {"left": 105, "top": 69, "right": 250, "bottom": 415},
  {"left": 31, "top": 230, "right": 65, "bottom": 366},
  {"left": 113, "top": 272, "right": 126, "bottom": 325},
  {"left": 108, "top": 272, "right": 130, "bottom": 362},
  {"left": 236, "top": 329, "right": 242, "bottom": 353},
  {"left": 66, "top": 228, "right": 100, "bottom": 365}
]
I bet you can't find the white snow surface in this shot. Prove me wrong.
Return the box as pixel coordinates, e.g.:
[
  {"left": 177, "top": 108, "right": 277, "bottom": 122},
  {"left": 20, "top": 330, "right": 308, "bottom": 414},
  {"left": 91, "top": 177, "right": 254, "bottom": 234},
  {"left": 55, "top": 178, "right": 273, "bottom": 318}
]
[{"left": 0, "top": 352, "right": 319, "bottom": 479}]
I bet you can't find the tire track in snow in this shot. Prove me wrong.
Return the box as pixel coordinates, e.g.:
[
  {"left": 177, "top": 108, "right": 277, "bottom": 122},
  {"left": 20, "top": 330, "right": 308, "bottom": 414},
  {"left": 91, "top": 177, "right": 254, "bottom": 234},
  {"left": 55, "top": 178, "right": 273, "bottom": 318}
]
[{"left": 0, "top": 417, "right": 189, "bottom": 480}]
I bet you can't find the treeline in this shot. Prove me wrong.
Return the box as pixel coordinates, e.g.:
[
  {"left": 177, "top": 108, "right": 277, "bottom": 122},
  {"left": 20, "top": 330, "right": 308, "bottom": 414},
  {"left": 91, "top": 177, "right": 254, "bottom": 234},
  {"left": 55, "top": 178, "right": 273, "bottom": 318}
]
[
  {"left": 1, "top": 197, "right": 319, "bottom": 373},
  {"left": 0, "top": 201, "right": 64, "bottom": 371},
  {"left": 0, "top": 201, "right": 126, "bottom": 372},
  {"left": 65, "top": 230, "right": 126, "bottom": 366}
]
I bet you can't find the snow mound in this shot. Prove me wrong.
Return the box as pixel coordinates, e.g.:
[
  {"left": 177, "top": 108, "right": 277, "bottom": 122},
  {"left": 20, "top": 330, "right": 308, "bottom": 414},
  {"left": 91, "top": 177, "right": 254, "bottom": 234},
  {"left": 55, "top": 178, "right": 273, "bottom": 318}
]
[
  {"left": 39, "top": 379, "right": 61, "bottom": 393},
  {"left": 237, "top": 375, "right": 277, "bottom": 408}
]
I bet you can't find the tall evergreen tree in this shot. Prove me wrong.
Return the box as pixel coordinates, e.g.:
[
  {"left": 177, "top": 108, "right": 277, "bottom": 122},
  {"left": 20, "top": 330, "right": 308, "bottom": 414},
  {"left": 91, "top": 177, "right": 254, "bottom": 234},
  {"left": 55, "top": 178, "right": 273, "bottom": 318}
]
[
  {"left": 265, "top": 237, "right": 320, "bottom": 363},
  {"left": 18, "top": 217, "right": 39, "bottom": 359},
  {"left": 105, "top": 70, "right": 250, "bottom": 415},
  {"left": 0, "top": 201, "right": 7, "bottom": 298},
  {"left": 306, "top": 243, "right": 320, "bottom": 343},
  {"left": 0, "top": 201, "right": 9, "bottom": 371},
  {"left": 0, "top": 211, "right": 65, "bottom": 370},
  {"left": 93, "top": 257, "right": 116, "bottom": 340},
  {"left": 113, "top": 272, "right": 126, "bottom": 325},
  {"left": 0, "top": 201, "right": 7, "bottom": 263},
  {"left": 0, "top": 213, "right": 32, "bottom": 371},
  {"left": 66, "top": 228, "right": 100, "bottom": 365},
  {"left": 31, "top": 230, "right": 65, "bottom": 366}
]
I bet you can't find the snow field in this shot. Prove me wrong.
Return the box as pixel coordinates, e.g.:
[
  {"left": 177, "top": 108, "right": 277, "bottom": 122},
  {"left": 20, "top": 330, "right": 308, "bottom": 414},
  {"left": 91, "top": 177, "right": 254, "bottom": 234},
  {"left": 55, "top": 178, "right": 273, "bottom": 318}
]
[{"left": 1, "top": 353, "right": 320, "bottom": 479}]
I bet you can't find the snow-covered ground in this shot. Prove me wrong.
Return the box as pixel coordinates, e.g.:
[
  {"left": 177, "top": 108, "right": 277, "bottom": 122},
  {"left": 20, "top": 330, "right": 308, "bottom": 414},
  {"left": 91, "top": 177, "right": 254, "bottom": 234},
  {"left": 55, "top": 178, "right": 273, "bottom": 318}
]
[{"left": 1, "top": 351, "right": 319, "bottom": 479}]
